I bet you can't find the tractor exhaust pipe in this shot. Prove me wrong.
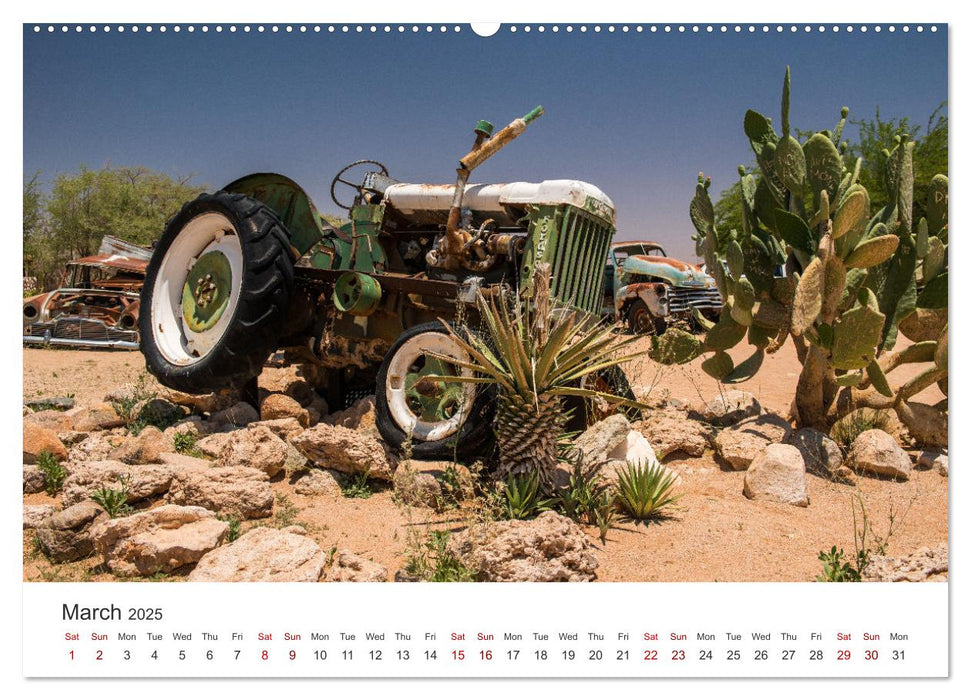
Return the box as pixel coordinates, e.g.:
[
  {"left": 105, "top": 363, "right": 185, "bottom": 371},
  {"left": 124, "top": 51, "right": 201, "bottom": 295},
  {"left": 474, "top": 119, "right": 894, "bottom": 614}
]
[{"left": 443, "top": 107, "right": 545, "bottom": 262}]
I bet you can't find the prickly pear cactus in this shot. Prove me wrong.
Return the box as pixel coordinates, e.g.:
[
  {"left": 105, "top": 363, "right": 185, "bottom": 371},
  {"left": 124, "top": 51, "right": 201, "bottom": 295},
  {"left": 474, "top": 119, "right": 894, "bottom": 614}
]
[{"left": 671, "top": 67, "right": 947, "bottom": 435}]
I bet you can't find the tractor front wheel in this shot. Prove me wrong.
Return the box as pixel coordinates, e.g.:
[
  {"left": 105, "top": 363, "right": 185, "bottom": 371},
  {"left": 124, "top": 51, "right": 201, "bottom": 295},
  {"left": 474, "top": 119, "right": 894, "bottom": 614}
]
[{"left": 375, "top": 322, "right": 495, "bottom": 459}]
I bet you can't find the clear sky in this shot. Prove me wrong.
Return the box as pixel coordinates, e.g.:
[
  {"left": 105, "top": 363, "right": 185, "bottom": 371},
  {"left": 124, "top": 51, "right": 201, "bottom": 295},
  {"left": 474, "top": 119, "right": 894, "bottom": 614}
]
[{"left": 23, "top": 24, "right": 947, "bottom": 261}]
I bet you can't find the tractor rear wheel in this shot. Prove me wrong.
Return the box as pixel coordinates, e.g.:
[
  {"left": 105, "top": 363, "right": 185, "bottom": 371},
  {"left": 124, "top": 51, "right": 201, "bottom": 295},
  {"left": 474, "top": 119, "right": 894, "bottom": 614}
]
[{"left": 139, "top": 191, "right": 295, "bottom": 394}]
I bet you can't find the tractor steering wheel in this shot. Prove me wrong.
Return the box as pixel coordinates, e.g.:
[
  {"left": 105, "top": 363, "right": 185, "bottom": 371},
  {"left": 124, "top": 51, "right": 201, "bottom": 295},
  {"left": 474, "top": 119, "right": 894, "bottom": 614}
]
[{"left": 330, "top": 160, "right": 389, "bottom": 212}]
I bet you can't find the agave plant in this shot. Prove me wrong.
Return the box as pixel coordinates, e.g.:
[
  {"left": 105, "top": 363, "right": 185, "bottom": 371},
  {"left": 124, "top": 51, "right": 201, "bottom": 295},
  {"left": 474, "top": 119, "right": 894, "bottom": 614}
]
[
  {"left": 435, "top": 264, "right": 644, "bottom": 487},
  {"left": 615, "top": 460, "right": 681, "bottom": 521}
]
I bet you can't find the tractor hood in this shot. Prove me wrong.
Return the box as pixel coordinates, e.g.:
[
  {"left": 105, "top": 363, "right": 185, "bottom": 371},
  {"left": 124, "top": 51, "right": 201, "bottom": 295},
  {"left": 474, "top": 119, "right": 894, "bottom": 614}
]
[{"left": 622, "top": 255, "right": 715, "bottom": 287}]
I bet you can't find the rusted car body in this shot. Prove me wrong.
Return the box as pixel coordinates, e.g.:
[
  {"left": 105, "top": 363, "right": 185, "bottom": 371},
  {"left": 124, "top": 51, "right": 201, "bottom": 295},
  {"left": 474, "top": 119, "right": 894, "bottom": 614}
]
[
  {"left": 23, "top": 236, "right": 150, "bottom": 349},
  {"left": 606, "top": 240, "right": 721, "bottom": 334}
]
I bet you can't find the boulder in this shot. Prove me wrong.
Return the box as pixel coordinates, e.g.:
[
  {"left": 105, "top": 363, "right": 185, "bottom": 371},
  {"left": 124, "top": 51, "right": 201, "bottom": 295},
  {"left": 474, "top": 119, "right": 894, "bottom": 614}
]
[
  {"left": 187, "top": 527, "right": 326, "bottom": 582},
  {"left": 326, "top": 551, "right": 388, "bottom": 582},
  {"left": 260, "top": 393, "right": 310, "bottom": 428},
  {"left": 196, "top": 432, "right": 234, "bottom": 459},
  {"left": 713, "top": 414, "right": 792, "bottom": 470},
  {"left": 209, "top": 401, "right": 260, "bottom": 428},
  {"left": 917, "top": 450, "right": 948, "bottom": 477},
  {"left": 703, "top": 390, "right": 761, "bottom": 426},
  {"left": 863, "top": 543, "right": 948, "bottom": 582},
  {"left": 290, "top": 423, "right": 396, "bottom": 481},
  {"left": 166, "top": 464, "right": 274, "bottom": 518},
  {"left": 23, "top": 423, "right": 68, "bottom": 463},
  {"left": 26, "top": 396, "right": 75, "bottom": 411},
  {"left": 216, "top": 424, "right": 291, "bottom": 478},
  {"left": 92, "top": 505, "right": 228, "bottom": 576},
  {"left": 23, "top": 464, "right": 46, "bottom": 494},
  {"left": 742, "top": 444, "right": 809, "bottom": 507},
  {"left": 788, "top": 428, "right": 843, "bottom": 478},
  {"left": 35, "top": 501, "right": 107, "bottom": 562},
  {"left": 846, "top": 429, "right": 912, "bottom": 480},
  {"left": 24, "top": 409, "right": 73, "bottom": 432},
  {"left": 67, "top": 402, "right": 126, "bottom": 432},
  {"left": 250, "top": 418, "right": 306, "bottom": 441},
  {"left": 109, "top": 426, "right": 172, "bottom": 465},
  {"left": 57, "top": 430, "right": 89, "bottom": 447},
  {"left": 69, "top": 432, "right": 122, "bottom": 463},
  {"left": 158, "top": 387, "right": 240, "bottom": 414},
  {"left": 291, "top": 468, "right": 343, "bottom": 498},
  {"left": 24, "top": 504, "right": 56, "bottom": 529},
  {"left": 61, "top": 461, "right": 174, "bottom": 507},
  {"left": 574, "top": 414, "right": 630, "bottom": 469},
  {"left": 324, "top": 395, "right": 377, "bottom": 433},
  {"left": 393, "top": 465, "right": 442, "bottom": 508},
  {"left": 447, "top": 511, "right": 598, "bottom": 582},
  {"left": 634, "top": 407, "right": 713, "bottom": 458}
]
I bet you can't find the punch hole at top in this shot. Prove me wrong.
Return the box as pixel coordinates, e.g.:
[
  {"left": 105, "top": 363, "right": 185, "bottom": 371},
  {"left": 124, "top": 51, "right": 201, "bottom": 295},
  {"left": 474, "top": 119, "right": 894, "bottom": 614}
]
[{"left": 471, "top": 23, "right": 501, "bottom": 37}]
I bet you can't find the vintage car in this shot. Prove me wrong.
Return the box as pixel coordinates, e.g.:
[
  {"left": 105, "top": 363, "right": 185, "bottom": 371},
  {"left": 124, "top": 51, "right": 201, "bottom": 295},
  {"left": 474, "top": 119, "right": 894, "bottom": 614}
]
[
  {"left": 605, "top": 240, "right": 722, "bottom": 334},
  {"left": 23, "top": 236, "right": 151, "bottom": 349}
]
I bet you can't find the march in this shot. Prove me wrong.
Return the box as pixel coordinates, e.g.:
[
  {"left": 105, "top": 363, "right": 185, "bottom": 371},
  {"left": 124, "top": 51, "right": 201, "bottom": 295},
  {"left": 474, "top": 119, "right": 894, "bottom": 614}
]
[{"left": 62, "top": 603, "right": 121, "bottom": 621}]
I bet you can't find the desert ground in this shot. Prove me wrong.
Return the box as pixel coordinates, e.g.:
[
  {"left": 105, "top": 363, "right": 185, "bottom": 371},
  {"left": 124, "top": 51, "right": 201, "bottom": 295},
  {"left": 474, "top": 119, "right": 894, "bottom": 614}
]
[{"left": 23, "top": 336, "right": 948, "bottom": 583}]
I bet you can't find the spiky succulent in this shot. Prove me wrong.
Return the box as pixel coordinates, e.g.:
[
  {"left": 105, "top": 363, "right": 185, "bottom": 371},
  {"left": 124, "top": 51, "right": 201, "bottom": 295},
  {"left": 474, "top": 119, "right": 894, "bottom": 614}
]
[
  {"left": 661, "top": 67, "right": 947, "bottom": 444},
  {"left": 433, "top": 264, "right": 644, "bottom": 486}
]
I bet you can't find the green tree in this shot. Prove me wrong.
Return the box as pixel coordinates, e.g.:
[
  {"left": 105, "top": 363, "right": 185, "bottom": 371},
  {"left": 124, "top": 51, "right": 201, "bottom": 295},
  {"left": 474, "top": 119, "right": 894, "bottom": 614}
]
[
  {"left": 26, "top": 165, "right": 204, "bottom": 288},
  {"left": 845, "top": 103, "right": 947, "bottom": 220},
  {"left": 23, "top": 172, "right": 47, "bottom": 280}
]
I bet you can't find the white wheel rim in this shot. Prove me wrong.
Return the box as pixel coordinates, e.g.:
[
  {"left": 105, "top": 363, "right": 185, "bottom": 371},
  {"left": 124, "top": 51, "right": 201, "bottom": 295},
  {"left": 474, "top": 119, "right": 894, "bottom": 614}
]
[
  {"left": 385, "top": 332, "right": 476, "bottom": 442},
  {"left": 151, "top": 212, "right": 244, "bottom": 366}
]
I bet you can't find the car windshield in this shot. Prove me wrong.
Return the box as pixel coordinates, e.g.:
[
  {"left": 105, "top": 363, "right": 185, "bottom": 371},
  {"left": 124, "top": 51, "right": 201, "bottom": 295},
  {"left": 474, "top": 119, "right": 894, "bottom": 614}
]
[{"left": 613, "top": 242, "right": 666, "bottom": 263}]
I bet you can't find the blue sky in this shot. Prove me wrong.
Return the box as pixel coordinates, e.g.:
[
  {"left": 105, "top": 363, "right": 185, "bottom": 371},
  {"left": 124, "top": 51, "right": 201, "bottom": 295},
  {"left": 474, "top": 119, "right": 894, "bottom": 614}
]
[{"left": 23, "top": 24, "right": 947, "bottom": 261}]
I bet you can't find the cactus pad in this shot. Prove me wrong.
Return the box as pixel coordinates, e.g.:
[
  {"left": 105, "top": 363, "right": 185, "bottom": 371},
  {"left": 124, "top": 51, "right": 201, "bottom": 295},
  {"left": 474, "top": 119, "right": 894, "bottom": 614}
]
[
  {"left": 830, "top": 303, "right": 885, "bottom": 370},
  {"left": 791, "top": 257, "right": 823, "bottom": 335},
  {"left": 844, "top": 234, "right": 900, "bottom": 268}
]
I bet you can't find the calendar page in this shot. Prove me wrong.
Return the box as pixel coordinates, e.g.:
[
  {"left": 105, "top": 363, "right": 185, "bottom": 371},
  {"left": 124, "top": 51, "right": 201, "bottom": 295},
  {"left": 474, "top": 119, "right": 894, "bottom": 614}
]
[{"left": 17, "top": 3, "right": 953, "bottom": 689}]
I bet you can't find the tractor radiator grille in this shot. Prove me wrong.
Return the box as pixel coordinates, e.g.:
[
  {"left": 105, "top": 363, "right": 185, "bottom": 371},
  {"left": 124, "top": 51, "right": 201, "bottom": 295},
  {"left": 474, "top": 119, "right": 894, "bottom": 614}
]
[
  {"left": 549, "top": 207, "right": 614, "bottom": 316},
  {"left": 667, "top": 286, "right": 723, "bottom": 314}
]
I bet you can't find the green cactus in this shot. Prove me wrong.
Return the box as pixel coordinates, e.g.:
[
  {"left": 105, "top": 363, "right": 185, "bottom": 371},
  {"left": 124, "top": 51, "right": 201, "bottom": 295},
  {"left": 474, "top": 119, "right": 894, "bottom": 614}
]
[{"left": 666, "top": 67, "right": 947, "bottom": 442}]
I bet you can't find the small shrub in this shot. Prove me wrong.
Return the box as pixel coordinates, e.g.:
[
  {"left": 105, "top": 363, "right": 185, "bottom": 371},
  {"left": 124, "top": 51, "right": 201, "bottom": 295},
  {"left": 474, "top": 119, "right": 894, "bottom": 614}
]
[
  {"left": 91, "top": 476, "right": 133, "bottom": 518},
  {"left": 434, "top": 464, "right": 467, "bottom": 511},
  {"left": 592, "top": 491, "right": 617, "bottom": 544},
  {"left": 816, "top": 546, "right": 862, "bottom": 582},
  {"left": 273, "top": 494, "right": 299, "bottom": 528},
  {"left": 111, "top": 374, "right": 178, "bottom": 436},
  {"left": 218, "top": 513, "right": 242, "bottom": 542},
  {"left": 500, "top": 471, "right": 554, "bottom": 520},
  {"left": 830, "top": 408, "right": 894, "bottom": 447},
  {"left": 615, "top": 460, "right": 681, "bottom": 521},
  {"left": 553, "top": 459, "right": 610, "bottom": 525},
  {"left": 340, "top": 470, "right": 373, "bottom": 499},
  {"left": 37, "top": 451, "right": 67, "bottom": 496},
  {"left": 403, "top": 530, "right": 476, "bottom": 582},
  {"left": 172, "top": 431, "right": 201, "bottom": 456}
]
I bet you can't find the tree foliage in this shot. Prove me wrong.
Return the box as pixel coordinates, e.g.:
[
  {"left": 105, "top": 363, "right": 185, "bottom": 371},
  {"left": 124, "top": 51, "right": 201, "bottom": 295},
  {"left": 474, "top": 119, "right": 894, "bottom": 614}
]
[
  {"left": 23, "top": 166, "right": 204, "bottom": 288},
  {"left": 712, "top": 104, "right": 948, "bottom": 250},
  {"left": 845, "top": 103, "right": 947, "bottom": 223}
]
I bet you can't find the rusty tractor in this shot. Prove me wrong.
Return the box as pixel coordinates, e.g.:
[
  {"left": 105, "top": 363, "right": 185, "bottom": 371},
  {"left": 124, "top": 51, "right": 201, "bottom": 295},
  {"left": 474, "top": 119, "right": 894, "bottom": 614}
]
[{"left": 139, "top": 107, "right": 625, "bottom": 458}]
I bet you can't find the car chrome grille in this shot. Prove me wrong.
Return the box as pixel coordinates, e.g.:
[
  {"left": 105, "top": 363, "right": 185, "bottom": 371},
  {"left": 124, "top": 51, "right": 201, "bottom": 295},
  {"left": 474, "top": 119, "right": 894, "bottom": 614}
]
[
  {"left": 26, "top": 318, "right": 138, "bottom": 344},
  {"left": 667, "top": 286, "right": 723, "bottom": 314}
]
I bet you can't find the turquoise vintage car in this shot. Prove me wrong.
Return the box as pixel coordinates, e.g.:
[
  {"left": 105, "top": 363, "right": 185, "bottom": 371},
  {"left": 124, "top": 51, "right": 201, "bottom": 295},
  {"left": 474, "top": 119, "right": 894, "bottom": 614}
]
[{"left": 605, "top": 240, "right": 722, "bottom": 334}]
